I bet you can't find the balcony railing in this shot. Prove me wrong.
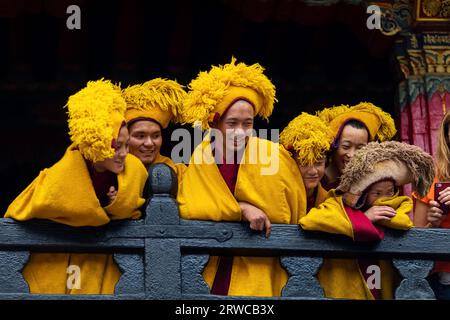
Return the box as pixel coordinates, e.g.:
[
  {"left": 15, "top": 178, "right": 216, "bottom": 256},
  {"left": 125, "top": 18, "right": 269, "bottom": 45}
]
[{"left": 0, "top": 164, "right": 447, "bottom": 300}]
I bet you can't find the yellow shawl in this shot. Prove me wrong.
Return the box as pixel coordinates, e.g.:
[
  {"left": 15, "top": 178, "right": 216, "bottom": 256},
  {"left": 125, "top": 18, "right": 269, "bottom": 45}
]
[
  {"left": 5, "top": 145, "right": 148, "bottom": 294},
  {"left": 177, "top": 136, "right": 306, "bottom": 296}
]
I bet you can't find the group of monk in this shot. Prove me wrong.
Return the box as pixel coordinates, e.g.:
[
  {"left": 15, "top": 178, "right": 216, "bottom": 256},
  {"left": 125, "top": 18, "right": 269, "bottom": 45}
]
[{"left": 5, "top": 57, "right": 448, "bottom": 300}]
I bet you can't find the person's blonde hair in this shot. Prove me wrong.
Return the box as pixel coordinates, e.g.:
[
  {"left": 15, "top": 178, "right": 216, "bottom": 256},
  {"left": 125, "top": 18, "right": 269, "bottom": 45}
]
[{"left": 437, "top": 111, "right": 450, "bottom": 180}]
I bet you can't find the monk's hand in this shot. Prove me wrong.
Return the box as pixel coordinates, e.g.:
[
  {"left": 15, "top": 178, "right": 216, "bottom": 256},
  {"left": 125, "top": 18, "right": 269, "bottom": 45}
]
[
  {"left": 427, "top": 200, "right": 445, "bottom": 228},
  {"left": 364, "top": 206, "right": 396, "bottom": 223},
  {"left": 239, "top": 202, "right": 272, "bottom": 238},
  {"left": 107, "top": 186, "right": 118, "bottom": 204}
]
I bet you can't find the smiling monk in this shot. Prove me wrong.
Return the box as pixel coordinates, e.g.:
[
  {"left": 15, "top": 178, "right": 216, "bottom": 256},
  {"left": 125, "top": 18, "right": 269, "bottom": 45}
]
[
  {"left": 177, "top": 58, "right": 307, "bottom": 297},
  {"left": 122, "top": 78, "right": 187, "bottom": 183},
  {"left": 5, "top": 79, "right": 148, "bottom": 294}
]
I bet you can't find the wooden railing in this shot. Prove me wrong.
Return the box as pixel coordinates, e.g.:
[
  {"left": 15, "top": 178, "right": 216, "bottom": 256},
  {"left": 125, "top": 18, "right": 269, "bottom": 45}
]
[{"left": 0, "top": 164, "right": 448, "bottom": 299}]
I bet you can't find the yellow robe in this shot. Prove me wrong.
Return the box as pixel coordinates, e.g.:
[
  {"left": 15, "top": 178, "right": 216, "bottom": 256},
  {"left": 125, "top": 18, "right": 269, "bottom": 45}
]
[
  {"left": 5, "top": 145, "right": 148, "bottom": 294},
  {"left": 153, "top": 153, "right": 186, "bottom": 187},
  {"left": 300, "top": 190, "right": 413, "bottom": 299},
  {"left": 177, "top": 136, "right": 306, "bottom": 297}
]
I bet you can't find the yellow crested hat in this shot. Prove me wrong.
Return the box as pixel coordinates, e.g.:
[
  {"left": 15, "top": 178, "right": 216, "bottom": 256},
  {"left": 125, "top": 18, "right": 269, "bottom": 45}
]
[
  {"left": 66, "top": 79, "right": 126, "bottom": 163},
  {"left": 317, "top": 102, "right": 397, "bottom": 143},
  {"left": 181, "top": 57, "right": 277, "bottom": 130},
  {"left": 280, "top": 113, "right": 334, "bottom": 166},
  {"left": 123, "top": 78, "right": 186, "bottom": 129}
]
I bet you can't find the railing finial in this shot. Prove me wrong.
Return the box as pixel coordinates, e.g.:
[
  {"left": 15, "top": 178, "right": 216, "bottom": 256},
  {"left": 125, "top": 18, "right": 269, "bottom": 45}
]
[{"left": 147, "top": 163, "right": 177, "bottom": 197}]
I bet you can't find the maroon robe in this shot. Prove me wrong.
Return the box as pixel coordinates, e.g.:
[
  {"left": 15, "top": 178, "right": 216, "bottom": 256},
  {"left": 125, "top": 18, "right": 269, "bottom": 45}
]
[
  {"left": 210, "top": 159, "right": 240, "bottom": 295},
  {"left": 87, "top": 161, "right": 118, "bottom": 208}
]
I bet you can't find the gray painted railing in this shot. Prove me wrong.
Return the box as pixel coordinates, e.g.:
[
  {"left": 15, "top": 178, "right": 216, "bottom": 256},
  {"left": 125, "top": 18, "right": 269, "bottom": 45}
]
[{"left": 0, "top": 164, "right": 448, "bottom": 300}]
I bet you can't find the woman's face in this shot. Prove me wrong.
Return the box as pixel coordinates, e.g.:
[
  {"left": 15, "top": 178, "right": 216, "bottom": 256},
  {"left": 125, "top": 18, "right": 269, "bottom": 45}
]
[
  {"left": 333, "top": 124, "right": 369, "bottom": 174},
  {"left": 298, "top": 157, "right": 326, "bottom": 192},
  {"left": 94, "top": 126, "right": 130, "bottom": 174}
]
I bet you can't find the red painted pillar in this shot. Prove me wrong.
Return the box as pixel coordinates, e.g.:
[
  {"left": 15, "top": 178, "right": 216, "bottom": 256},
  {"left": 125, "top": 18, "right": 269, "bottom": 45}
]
[{"left": 396, "top": 33, "right": 450, "bottom": 198}]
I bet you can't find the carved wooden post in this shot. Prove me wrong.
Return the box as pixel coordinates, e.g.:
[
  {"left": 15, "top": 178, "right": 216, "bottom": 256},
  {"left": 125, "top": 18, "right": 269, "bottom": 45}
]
[
  {"left": 181, "top": 254, "right": 210, "bottom": 295},
  {"left": 113, "top": 253, "right": 145, "bottom": 296},
  {"left": 281, "top": 256, "right": 324, "bottom": 298},
  {"left": 0, "top": 251, "right": 29, "bottom": 296},
  {"left": 144, "top": 163, "right": 181, "bottom": 299},
  {"left": 393, "top": 259, "right": 435, "bottom": 299}
]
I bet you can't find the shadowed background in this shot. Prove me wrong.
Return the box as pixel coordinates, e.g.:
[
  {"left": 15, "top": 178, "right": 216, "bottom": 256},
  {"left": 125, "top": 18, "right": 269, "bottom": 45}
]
[{"left": 0, "top": 0, "right": 399, "bottom": 213}]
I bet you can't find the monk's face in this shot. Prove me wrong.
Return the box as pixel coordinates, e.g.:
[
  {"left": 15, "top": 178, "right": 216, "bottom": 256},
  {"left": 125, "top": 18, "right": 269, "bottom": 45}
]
[
  {"left": 333, "top": 124, "right": 368, "bottom": 174},
  {"left": 366, "top": 180, "right": 396, "bottom": 206},
  {"left": 94, "top": 126, "right": 129, "bottom": 174},
  {"left": 128, "top": 120, "right": 162, "bottom": 167},
  {"left": 216, "top": 100, "right": 254, "bottom": 154},
  {"left": 298, "top": 157, "right": 326, "bottom": 193}
]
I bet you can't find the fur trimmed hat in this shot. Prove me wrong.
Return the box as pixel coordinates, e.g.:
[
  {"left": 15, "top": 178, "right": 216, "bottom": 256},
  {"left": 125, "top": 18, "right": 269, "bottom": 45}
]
[
  {"left": 337, "top": 141, "right": 435, "bottom": 208},
  {"left": 317, "top": 102, "right": 397, "bottom": 143},
  {"left": 66, "top": 79, "right": 126, "bottom": 163},
  {"left": 180, "top": 57, "right": 277, "bottom": 130},
  {"left": 280, "top": 113, "right": 334, "bottom": 166},
  {"left": 123, "top": 78, "right": 187, "bottom": 129}
]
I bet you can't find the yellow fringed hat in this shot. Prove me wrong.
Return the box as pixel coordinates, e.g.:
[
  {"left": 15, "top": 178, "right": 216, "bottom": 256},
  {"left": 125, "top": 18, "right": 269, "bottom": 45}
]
[
  {"left": 66, "top": 79, "right": 126, "bottom": 163},
  {"left": 122, "top": 78, "right": 187, "bottom": 129},
  {"left": 280, "top": 113, "right": 334, "bottom": 166},
  {"left": 181, "top": 57, "right": 277, "bottom": 130},
  {"left": 317, "top": 102, "right": 397, "bottom": 143}
]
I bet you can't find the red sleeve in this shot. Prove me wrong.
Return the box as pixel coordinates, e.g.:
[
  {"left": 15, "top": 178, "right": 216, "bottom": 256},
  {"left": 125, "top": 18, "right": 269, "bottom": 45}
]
[{"left": 345, "top": 206, "right": 384, "bottom": 242}]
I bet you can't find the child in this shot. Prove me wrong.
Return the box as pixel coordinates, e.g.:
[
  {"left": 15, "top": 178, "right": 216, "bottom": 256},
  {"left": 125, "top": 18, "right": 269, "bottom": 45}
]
[
  {"left": 280, "top": 112, "right": 334, "bottom": 213},
  {"left": 300, "top": 141, "right": 435, "bottom": 299},
  {"left": 122, "top": 78, "right": 187, "bottom": 181},
  {"left": 317, "top": 102, "right": 396, "bottom": 191},
  {"left": 363, "top": 179, "right": 396, "bottom": 209}
]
